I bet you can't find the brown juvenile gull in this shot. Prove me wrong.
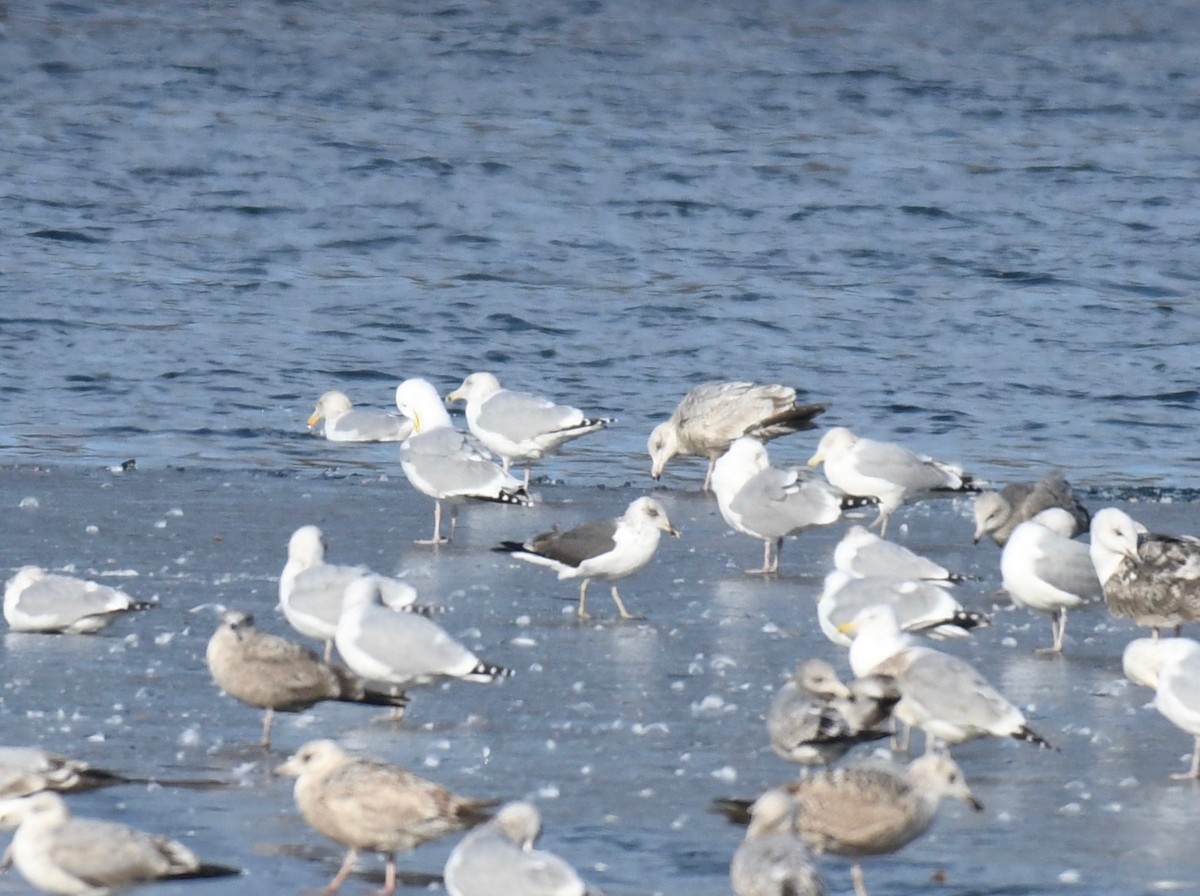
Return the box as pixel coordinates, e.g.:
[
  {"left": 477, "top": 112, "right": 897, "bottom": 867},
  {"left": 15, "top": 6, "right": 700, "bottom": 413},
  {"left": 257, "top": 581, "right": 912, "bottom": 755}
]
[
  {"left": 1000, "top": 508, "right": 1102, "bottom": 653},
  {"left": 395, "top": 377, "right": 532, "bottom": 545},
  {"left": 307, "top": 390, "right": 412, "bottom": 443},
  {"left": 443, "top": 801, "right": 587, "bottom": 896},
  {"left": 816, "top": 571, "right": 987, "bottom": 648},
  {"left": 766, "top": 659, "right": 899, "bottom": 766},
  {"left": 205, "top": 610, "right": 407, "bottom": 749},
  {"left": 278, "top": 524, "right": 425, "bottom": 659},
  {"left": 841, "top": 604, "right": 1052, "bottom": 753},
  {"left": 729, "top": 790, "right": 824, "bottom": 896},
  {"left": 647, "top": 381, "right": 826, "bottom": 490},
  {"left": 710, "top": 437, "right": 846, "bottom": 575},
  {"left": 0, "top": 791, "right": 239, "bottom": 895},
  {"left": 833, "top": 525, "right": 969, "bottom": 585},
  {"left": 446, "top": 371, "right": 610, "bottom": 490},
  {"left": 0, "top": 748, "right": 127, "bottom": 799},
  {"left": 494, "top": 496, "right": 681, "bottom": 620},
  {"left": 1123, "top": 636, "right": 1200, "bottom": 778},
  {"left": 1089, "top": 507, "right": 1200, "bottom": 637},
  {"left": 807, "top": 428, "right": 976, "bottom": 536},
  {"left": 972, "top": 470, "right": 1090, "bottom": 546},
  {"left": 275, "top": 739, "right": 494, "bottom": 896},
  {"left": 4, "top": 567, "right": 154, "bottom": 634}
]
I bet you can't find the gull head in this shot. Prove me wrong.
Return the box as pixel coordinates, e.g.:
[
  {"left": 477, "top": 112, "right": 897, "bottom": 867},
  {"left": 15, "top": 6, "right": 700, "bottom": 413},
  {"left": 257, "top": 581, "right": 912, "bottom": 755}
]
[
  {"left": 446, "top": 371, "right": 501, "bottom": 405},
  {"left": 1089, "top": 507, "right": 1142, "bottom": 585},
  {"left": 308, "top": 390, "right": 352, "bottom": 429},
  {"left": 908, "top": 754, "right": 983, "bottom": 811},
  {"left": 395, "top": 378, "right": 452, "bottom": 434},
  {"left": 972, "top": 491, "right": 1009, "bottom": 543},
  {"left": 1123, "top": 636, "right": 1200, "bottom": 689},
  {"left": 275, "top": 739, "right": 349, "bottom": 779},
  {"left": 808, "top": 426, "right": 856, "bottom": 467},
  {"left": 0, "top": 792, "right": 70, "bottom": 831},
  {"left": 626, "top": 497, "right": 681, "bottom": 538},
  {"left": 287, "top": 525, "right": 327, "bottom": 566},
  {"left": 647, "top": 422, "right": 680, "bottom": 480},
  {"left": 492, "top": 801, "right": 543, "bottom": 849},
  {"left": 792, "top": 658, "right": 852, "bottom": 699},
  {"left": 745, "top": 788, "right": 797, "bottom": 837}
]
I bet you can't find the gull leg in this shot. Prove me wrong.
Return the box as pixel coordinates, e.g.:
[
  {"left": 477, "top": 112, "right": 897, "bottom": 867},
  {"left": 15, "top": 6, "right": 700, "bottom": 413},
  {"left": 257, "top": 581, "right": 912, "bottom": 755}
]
[
  {"left": 851, "top": 860, "right": 869, "bottom": 896},
  {"left": 577, "top": 580, "right": 591, "bottom": 620},
  {"left": 524, "top": 465, "right": 532, "bottom": 491},
  {"left": 449, "top": 505, "right": 459, "bottom": 543},
  {"left": 323, "top": 639, "right": 334, "bottom": 662},
  {"left": 415, "top": 501, "right": 448, "bottom": 545},
  {"left": 703, "top": 456, "right": 716, "bottom": 492},
  {"left": 746, "top": 539, "right": 774, "bottom": 576},
  {"left": 770, "top": 537, "right": 782, "bottom": 574},
  {"left": 1170, "top": 736, "right": 1200, "bottom": 780},
  {"left": 1037, "top": 610, "right": 1066, "bottom": 655},
  {"left": 611, "top": 585, "right": 643, "bottom": 620},
  {"left": 380, "top": 855, "right": 397, "bottom": 896},
  {"left": 325, "top": 848, "right": 359, "bottom": 893},
  {"left": 260, "top": 708, "right": 275, "bottom": 750}
]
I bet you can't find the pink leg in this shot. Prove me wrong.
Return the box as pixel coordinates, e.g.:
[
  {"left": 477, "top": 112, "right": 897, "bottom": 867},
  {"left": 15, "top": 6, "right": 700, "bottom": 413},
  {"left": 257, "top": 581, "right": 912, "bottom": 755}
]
[{"left": 325, "top": 848, "right": 358, "bottom": 893}]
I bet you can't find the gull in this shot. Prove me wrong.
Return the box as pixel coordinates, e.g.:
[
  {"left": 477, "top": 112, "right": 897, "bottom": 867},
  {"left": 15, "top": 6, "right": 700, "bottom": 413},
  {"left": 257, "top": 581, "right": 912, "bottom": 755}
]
[
  {"left": 205, "top": 610, "right": 407, "bottom": 749},
  {"left": 648, "top": 381, "right": 826, "bottom": 490},
  {"left": 1090, "top": 507, "right": 1200, "bottom": 637},
  {"left": 1000, "top": 508, "right": 1103, "bottom": 653},
  {"left": 0, "top": 791, "right": 239, "bottom": 895},
  {"left": 710, "top": 437, "right": 846, "bottom": 574},
  {"left": 807, "top": 428, "right": 976, "bottom": 536},
  {"left": 276, "top": 739, "right": 494, "bottom": 896},
  {"left": 0, "top": 748, "right": 127, "bottom": 799},
  {"left": 4, "top": 567, "right": 154, "bottom": 634},
  {"left": 766, "top": 659, "right": 899, "bottom": 766},
  {"left": 729, "top": 790, "right": 824, "bottom": 896},
  {"left": 840, "top": 604, "right": 1052, "bottom": 752},
  {"left": 816, "top": 571, "right": 986, "bottom": 648},
  {"left": 972, "top": 470, "right": 1090, "bottom": 546},
  {"left": 307, "top": 390, "right": 411, "bottom": 443},
  {"left": 1123, "top": 637, "right": 1200, "bottom": 779},
  {"left": 395, "top": 378, "right": 531, "bottom": 545},
  {"left": 443, "top": 801, "right": 586, "bottom": 896},
  {"left": 833, "top": 525, "right": 969, "bottom": 585},
  {"left": 279, "top": 525, "right": 423, "bottom": 659},
  {"left": 493, "top": 496, "right": 680, "bottom": 620},
  {"left": 446, "top": 371, "right": 610, "bottom": 489},
  {"left": 334, "top": 576, "right": 512, "bottom": 693},
  {"left": 716, "top": 754, "right": 980, "bottom": 896}
]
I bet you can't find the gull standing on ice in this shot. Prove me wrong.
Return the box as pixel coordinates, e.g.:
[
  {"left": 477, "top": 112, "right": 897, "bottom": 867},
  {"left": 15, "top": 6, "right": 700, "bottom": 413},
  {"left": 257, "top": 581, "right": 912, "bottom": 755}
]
[
  {"left": 494, "top": 496, "right": 680, "bottom": 620},
  {"left": 206, "top": 610, "right": 407, "bottom": 749},
  {"left": 972, "top": 470, "right": 1089, "bottom": 546},
  {"left": 276, "top": 739, "right": 494, "bottom": 896},
  {"left": 834, "top": 525, "right": 969, "bottom": 585},
  {"left": 444, "top": 801, "right": 587, "bottom": 896},
  {"left": 1090, "top": 507, "right": 1200, "bottom": 636},
  {"left": 710, "top": 437, "right": 845, "bottom": 575},
  {"left": 394, "top": 378, "right": 531, "bottom": 545},
  {"left": 729, "top": 790, "right": 824, "bottom": 896},
  {"left": 1123, "top": 637, "right": 1200, "bottom": 779},
  {"left": 4, "top": 567, "right": 154, "bottom": 634},
  {"left": 308, "top": 390, "right": 412, "bottom": 442},
  {"left": 0, "top": 791, "right": 239, "bottom": 895},
  {"left": 648, "top": 381, "right": 826, "bottom": 490},
  {"left": 807, "top": 428, "right": 976, "bottom": 536},
  {"left": 816, "top": 571, "right": 986, "bottom": 648},
  {"left": 446, "top": 371, "right": 610, "bottom": 489},
  {"left": 1000, "top": 508, "right": 1102, "bottom": 653}
]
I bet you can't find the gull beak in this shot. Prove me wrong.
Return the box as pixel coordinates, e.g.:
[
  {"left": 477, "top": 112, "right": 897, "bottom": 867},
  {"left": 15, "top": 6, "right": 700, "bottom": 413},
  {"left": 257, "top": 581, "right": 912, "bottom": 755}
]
[
  {"left": 411, "top": 411, "right": 422, "bottom": 434},
  {"left": 665, "top": 522, "right": 681, "bottom": 538},
  {"left": 836, "top": 620, "right": 857, "bottom": 636},
  {"left": 807, "top": 451, "right": 823, "bottom": 468},
  {"left": 306, "top": 411, "right": 322, "bottom": 428},
  {"left": 965, "top": 791, "right": 984, "bottom": 812},
  {"left": 446, "top": 388, "right": 463, "bottom": 403},
  {"left": 273, "top": 758, "right": 299, "bottom": 777}
]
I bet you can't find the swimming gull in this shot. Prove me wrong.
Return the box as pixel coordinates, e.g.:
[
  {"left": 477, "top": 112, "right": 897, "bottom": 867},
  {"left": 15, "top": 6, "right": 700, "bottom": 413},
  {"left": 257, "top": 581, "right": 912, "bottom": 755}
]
[
  {"left": 817, "top": 571, "right": 986, "bottom": 648},
  {"left": 279, "top": 524, "right": 424, "bottom": 659},
  {"left": 1089, "top": 507, "right": 1200, "bottom": 636},
  {"left": 834, "top": 525, "right": 969, "bottom": 585},
  {"left": 766, "top": 659, "right": 899, "bottom": 766},
  {"left": 443, "top": 801, "right": 587, "bottom": 896},
  {"left": 0, "top": 748, "right": 127, "bottom": 799},
  {"left": 493, "top": 496, "right": 680, "bottom": 620},
  {"left": 395, "top": 378, "right": 531, "bottom": 545},
  {"left": 4, "top": 567, "right": 154, "bottom": 634},
  {"left": 729, "top": 789, "right": 824, "bottom": 896},
  {"left": 710, "top": 437, "right": 845, "bottom": 574},
  {"left": 648, "top": 381, "right": 826, "bottom": 490},
  {"left": 972, "top": 470, "right": 1089, "bottom": 546},
  {"left": 0, "top": 791, "right": 239, "bottom": 895},
  {"left": 446, "top": 371, "right": 610, "bottom": 489},
  {"left": 841, "top": 604, "right": 1052, "bottom": 752},
  {"left": 807, "top": 428, "right": 976, "bottom": 536},
  {"left": 1000, "top": 508, "right": 1103, "bottom": 653},
  {"left": 334, "top": 576, "right": 512, "bottom": 693},
  {"left": 205, "top": 609, "right": 407, "bottom": 749},
  {"left": 1122, "top": 636, "right": 1200, "bottom": 778},
  {"left": 276, "top": 739, "right": 494, "bottom": 896},
  {"left": 308, "top": 390, "right": 412, "bottom": 443}
]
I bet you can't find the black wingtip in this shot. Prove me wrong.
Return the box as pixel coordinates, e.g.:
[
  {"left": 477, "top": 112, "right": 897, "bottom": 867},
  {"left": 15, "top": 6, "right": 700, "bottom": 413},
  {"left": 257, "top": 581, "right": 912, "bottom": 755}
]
[
  {"left": 1015, "top": 725, "right": 1056, "bottom": 751},
  {"left": 711, "top": 797, "right": 753, "bottom": 825},
  {"left": 473, "top": 661, "right": 514, "bottom": 681},
  {"left": 492, "top": 541, "right": 526, "bottom": 554},
  {"left": 172, "top": 864, "right": 242, "bottom": 881},
  {"left": 839, "top": 494, "right": 880, "bottom": 511}
]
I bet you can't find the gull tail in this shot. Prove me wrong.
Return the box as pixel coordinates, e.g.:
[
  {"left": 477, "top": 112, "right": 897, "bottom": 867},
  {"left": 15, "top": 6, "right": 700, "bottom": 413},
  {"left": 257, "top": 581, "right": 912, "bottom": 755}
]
[
  {"left": 130, "top": 600, "right": 159, "bottom": 611},
  {"left": 751, "top": 402, "right": 828, "bottom": 439},
  {"left": 463, "top": 660, "right": 514, "bottom": 683},
  {"left": 490, "top": 487, "right": 533, "bottom": 506},
  {"left": 838, "top": 494, "right": 879, "bottom": 511},
  {"left": 492, "top": 541, "right": 528, "bottom": 554}
]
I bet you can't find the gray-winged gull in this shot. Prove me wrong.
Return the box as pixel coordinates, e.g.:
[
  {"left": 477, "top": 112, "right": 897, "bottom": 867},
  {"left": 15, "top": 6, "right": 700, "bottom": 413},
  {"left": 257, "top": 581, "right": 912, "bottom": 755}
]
[
  {"left": 0, "top": 748, "right": 127, "bottom": 799},
  {"left": 648, "top": 381, "right": 826, "bottom": 490},
  {"left": 972, "top": 470, "right": 1089, "bottom": 546},
  {"left": 1123, "top": 636, "right": 1200, "bottom": 778},
  {"left": 1090, "top": 507, "right": 1200, "bottom": 636},
  {"left": 0, "top": 791, "right": 238, "bottom": 895},
  {"left": 817, "top": 571, "right": 986, "bottom": 647},
  {"left": 446, "top": 371, "right": 610, "bottom": 489},
  {"left": 4, "top": 567, "right": 154, "bottom": 634},
  {"left": 276, "top": 739, "right": 494, "bottom": 896},
  {"left": 807, "top": 428, "right": 976, "bottom": 536},
  {"left": 494, "top": 496, "right": 680, "bottom": 620},
  {"left": 710, "top": 437, "right": 844, "bottom": 574},
  {"left": 729, "top": 789, "right": 824, "bottom": 896},
  {"left": 834, "top": 525, "right": 968, "bottom": 585},
  {"left": 443, "top": 801, "right": 586, "bottom": 896},
  {"left": 308, "top": 390, "right": 412, "bottom": 443},
  {"left": 395, "top": 378, "right": 531, "bottom": 545},
  {"left": 1000, "top": 508, "right": 1102, "bottom": 653},
  {"left": 766, "top": 659, "right": 899, "bottom": 766},
  {"left": 205, "top": 610, "right": 407, "bottom": 749}
]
